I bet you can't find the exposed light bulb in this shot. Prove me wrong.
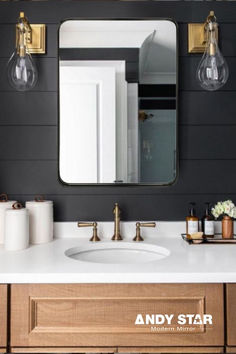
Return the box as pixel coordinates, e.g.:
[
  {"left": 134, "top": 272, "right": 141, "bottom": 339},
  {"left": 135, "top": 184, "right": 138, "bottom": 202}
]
[
  {"left": 7, "top": 15, "right": 38, "bottom": 92},
  {"left": 197, "top": 14, "right": 229, "bottom": 91}
]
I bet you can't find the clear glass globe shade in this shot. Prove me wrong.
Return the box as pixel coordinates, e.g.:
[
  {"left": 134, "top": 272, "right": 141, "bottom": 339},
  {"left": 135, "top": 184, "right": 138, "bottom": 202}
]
[
  {"left": 197, "top": 40, "right": 229, "bottom": 91},
  {"left": 7, "top": 50, "right": 38, "bottom": 92}
]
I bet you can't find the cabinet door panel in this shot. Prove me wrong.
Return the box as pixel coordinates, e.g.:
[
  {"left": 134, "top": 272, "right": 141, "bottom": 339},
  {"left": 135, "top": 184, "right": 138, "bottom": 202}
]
[
  {"left": 226, "top": 284, "right": 236, "bottom": 346},
  {"left": 11, "top": 284, "right": 224, "bottom": 348},
  {"left": 0, "top": 285, "right": 7, "bottom": 349}
]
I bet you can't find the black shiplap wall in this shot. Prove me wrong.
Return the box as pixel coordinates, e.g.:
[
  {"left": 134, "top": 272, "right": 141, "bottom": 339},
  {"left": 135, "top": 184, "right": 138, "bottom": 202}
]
[{"left": 0, "top": 0, "right": 236, "bottom": 221}]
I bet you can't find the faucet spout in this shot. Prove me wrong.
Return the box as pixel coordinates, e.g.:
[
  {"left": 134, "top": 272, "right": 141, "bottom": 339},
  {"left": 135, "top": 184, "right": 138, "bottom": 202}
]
[{"left": 112, "top": 203, "right": 123, "bottom": 241}]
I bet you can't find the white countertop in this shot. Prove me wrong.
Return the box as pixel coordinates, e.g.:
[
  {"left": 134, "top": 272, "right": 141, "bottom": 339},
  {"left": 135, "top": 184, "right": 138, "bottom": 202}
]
[{"left": 0, "top": 221, "right": 236, "bottom": 283}]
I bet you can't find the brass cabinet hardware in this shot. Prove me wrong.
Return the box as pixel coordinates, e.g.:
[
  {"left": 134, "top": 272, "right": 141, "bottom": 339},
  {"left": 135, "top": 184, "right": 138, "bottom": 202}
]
[
  {"left": 112, "top": 203, "right": 122, "bottom": 241},
  {"left": 77, "top": 222, "right": 100, "bottom": 242},
  {"left": 133, "top": 222, "right": 156, "bottom": 242}
]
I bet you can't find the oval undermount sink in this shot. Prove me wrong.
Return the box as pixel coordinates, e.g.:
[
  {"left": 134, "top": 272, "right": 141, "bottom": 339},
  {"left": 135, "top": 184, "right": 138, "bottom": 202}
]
[{"left": 65, "top": 242, "right": 170, "bottom": 264}]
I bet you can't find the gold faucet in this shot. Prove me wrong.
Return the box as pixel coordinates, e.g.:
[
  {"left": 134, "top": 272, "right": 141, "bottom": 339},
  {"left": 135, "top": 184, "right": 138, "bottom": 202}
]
[{"left": 112, "top": 203, "right": 122, "bottom": 241}]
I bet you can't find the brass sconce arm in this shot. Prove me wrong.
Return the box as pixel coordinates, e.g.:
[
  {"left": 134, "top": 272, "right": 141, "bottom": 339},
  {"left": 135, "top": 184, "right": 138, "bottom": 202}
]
[
  {"left": 204, "top": 11, "right": 217, "bottom": 30},
  {"left": 18, "top": 12, "right": 32, "bottom": 45},
  {"left": 15, "top": 11, "right": 46, "bottom": 54}
]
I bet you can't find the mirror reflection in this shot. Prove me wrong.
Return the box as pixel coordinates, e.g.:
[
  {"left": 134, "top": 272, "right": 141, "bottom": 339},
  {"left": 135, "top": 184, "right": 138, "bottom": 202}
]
[{"left": 59, "top": 20, "right": 177, "bottom": 184}]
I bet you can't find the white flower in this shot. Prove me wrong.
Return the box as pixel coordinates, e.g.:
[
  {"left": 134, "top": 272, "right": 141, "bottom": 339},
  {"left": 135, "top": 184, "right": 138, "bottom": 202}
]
[
  {"left": 212, "top": 200, "right": 236, "bottom": 219},
  {"left": 225, "top": 205, "right": 231, "bottom": 214}
]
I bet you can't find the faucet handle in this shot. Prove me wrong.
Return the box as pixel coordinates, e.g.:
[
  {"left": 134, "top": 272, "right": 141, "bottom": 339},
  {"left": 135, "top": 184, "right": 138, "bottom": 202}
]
[
  {"left": 77, "top": 222, "right": 101, "bottom": 242},
  {"left": 133, "top": 222, "right": 156, "bottom": 242}
]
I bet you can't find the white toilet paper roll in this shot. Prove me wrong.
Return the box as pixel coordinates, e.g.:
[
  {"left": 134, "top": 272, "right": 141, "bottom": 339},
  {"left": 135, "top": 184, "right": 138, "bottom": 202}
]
[
  {"left": 26, "top": 196, "right": 53, "bottom": 244},
  {"left": 4, "top": 203, "right": 29, "bottom": 251},
  {"left": 0, "top": 194, "right": 17, "bottom": 244}
]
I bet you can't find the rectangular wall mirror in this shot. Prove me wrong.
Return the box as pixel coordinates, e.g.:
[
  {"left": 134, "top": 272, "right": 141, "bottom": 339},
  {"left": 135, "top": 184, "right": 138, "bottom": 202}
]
[{"left": 59, "top": 20, "right": 177, "bottom": 185}]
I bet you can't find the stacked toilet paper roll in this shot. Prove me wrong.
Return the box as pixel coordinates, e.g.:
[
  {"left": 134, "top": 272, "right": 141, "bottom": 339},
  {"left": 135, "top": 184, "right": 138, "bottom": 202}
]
[
  {"left": 4, "top": 202, "right": 29, "bottom": 251},
  {"left": 0, "top": 194, "right": 17, "bottom": 244},
  {"left": 26, "top": 196, "right": 53, "bottom": 244}
]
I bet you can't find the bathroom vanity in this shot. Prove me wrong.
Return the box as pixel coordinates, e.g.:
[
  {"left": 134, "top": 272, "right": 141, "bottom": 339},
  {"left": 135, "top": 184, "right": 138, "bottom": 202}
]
[
  {"left": 0, "top": 282, "right": 235, "bottom": 353},
  {"left": 0, "top": 222, "right": 236, "bottom": 353}
]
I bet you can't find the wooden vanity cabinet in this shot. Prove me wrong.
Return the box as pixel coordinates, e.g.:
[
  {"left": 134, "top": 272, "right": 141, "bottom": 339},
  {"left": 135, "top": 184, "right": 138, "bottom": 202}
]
[
  {"left": 0, "top": 285, "right": 7, "bottom": 352},
  {"left": 10, "top": 284, "right": 224, "bottom": 353},
  {"left": 226, "top": 284, "right": 236, "bottom": 352}
]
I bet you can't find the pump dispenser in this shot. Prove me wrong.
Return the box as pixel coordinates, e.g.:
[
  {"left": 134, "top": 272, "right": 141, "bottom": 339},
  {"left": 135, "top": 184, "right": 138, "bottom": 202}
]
[
  {"left": 202, "top": 202, "right": 214, "bottom": 237},
  {"left": 186, "top": 202, "right": 199, "bottom": 239}
]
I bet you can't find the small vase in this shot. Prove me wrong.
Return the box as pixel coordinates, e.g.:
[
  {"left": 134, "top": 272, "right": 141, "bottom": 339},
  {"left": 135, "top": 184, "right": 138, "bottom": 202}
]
[{"left": 222, "top": 216, "right": 234, "bottom": 239}]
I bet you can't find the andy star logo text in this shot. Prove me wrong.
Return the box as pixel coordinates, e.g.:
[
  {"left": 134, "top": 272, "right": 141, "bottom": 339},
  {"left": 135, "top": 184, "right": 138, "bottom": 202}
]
[{"left": 135, "top": 314, "right": 213, "bottom": 325}]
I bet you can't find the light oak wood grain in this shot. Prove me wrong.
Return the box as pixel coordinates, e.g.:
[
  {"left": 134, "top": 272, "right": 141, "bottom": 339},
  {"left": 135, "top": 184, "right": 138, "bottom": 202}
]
[
  {"left": 226, "top": 284, "right": 236, "bottom": 346},
  {"left": 0, "top": 285, "right": 7, "bottom": 349},
  {"left": 10, "top": 346, "right": 225, "bottom": 353},
  {"left": 118, "top": 346, "right": 225, "bottom": 353},
  {"left": 29, "top": 295, "right": 205, "bottom": 334},
  {"left": 10, "top": 284, "right": 224, "bottom": 348},
  {"left": 11, "top": 347, "right": 116, "bottom": 353}
]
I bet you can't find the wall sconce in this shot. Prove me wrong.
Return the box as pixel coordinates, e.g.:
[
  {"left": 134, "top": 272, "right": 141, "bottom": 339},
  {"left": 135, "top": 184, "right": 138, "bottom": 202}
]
[
  {"left": 188, "top": 11, "right": 229, "bottom": 91},
  {"left": 7, "top": 12, "right": 46, "bottom": 92}
]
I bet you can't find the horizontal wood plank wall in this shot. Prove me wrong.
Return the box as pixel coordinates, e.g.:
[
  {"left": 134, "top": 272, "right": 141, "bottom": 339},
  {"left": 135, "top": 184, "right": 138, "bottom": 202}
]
[{"left": 0, "top": 1, "right": 236, "bottom": 221}]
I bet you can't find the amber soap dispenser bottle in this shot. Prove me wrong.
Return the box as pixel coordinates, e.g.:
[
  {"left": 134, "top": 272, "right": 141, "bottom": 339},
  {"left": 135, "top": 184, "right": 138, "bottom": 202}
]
[
  {"left": 202, "top": 202, "right": 214, "bottom": 237},
  {"left": 186, "top": 202, "right": 199, "bottom": 238}
]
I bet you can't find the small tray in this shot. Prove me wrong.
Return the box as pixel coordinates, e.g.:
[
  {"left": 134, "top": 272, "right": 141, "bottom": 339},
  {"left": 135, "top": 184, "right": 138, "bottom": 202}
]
[{"left": 181, "top": 233, "right": 236, "bottom": 244}]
